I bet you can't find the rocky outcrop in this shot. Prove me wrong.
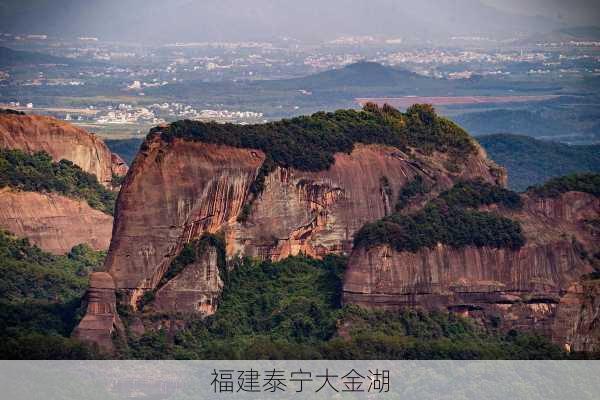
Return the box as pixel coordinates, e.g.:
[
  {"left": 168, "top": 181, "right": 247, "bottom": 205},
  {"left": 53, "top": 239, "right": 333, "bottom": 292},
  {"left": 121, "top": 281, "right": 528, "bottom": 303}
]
[
  {"left": 73, "top": 272, "right": 124, "bottom": 353},
  {"left": 553, "top": 280, "right": 600, "bottom": 353},
  {"left": 0, "top": 112, "right": 127, "bottom": 186},
  {"left": 0, "top": 188, "right": 113, "bottom": 254},
  {"left": 343, "top": 191, "right": 600, "bottom": 340},
  {"left": 151, "top": 245, "right": 223, "bottom": 316},
  {"left": 104, "top": 134, "right": 501, "bottom": 304}
]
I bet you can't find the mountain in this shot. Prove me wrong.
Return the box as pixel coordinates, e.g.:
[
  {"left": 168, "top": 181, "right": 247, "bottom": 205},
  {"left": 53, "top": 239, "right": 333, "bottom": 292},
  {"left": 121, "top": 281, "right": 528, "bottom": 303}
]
[
  {"left": 0, "top": 111, "right": 125, "bottom": 253},
  {"left": 104, "top": 138, "right": 143, "bottom": 166},
  {"left": 520, "top": 26, "right": 600, "bottom": 44},
  {"left": 71, "top": 104, "right": 599, "bottom": 356},
  {"left": 454, "top": 109, "right": 571, "bottom": 137},
  {"left": 0, "top": 110, "right": 128, "bottom": 186},
  {"left": 478, "top": 134, "right": 600, "bottom": 191},
  {"left": 267, "top": 62, "right": 433, "bottom": 90},
  {"left": 0, "top": 0, "right": 559, "bottom": 43},
  {"left": 0, "top": 47, "right": 75, "bottom": 67}
]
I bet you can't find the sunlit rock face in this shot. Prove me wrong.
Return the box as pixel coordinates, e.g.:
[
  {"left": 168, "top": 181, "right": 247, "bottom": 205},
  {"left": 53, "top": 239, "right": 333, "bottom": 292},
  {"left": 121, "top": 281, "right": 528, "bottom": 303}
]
[
  {"left": 104, "top": 133, "right": 501, "bottom": 300},
  {"left": 343, "top": 191, "right": 600, "bottom": 346},
  {"left": 0, "top": 112, "right": 128, "bottom": 187},
  {"left": 0, "top": 188, "right": 113, "bottom": 254},
  {"left": 73, "top": 272, "right": 124, "bottom": 353}
]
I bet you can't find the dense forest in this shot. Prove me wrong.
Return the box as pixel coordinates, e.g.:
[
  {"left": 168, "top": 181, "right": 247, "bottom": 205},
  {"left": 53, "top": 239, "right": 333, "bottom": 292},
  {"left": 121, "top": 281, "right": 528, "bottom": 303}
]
[
  {"left": 355, "top": 179, "right": 525, "bottom": 252},
  {"left": 123, "top": 254, "right": 566, "bottom": 360},
  {"left": 159, "top": 103, "right": 476, "bottom": 172},
  {"left": 0, "top": 230, "right": 104, "bottom": 359},
  {"left": 478, "top": 134, "right": 600, "bottom": 191},
  {"left": 528, "top": 173, "right": 600, "bottom": 198},
  {"left": 0, "top": 148, "right": 116, "bottom": 215}
]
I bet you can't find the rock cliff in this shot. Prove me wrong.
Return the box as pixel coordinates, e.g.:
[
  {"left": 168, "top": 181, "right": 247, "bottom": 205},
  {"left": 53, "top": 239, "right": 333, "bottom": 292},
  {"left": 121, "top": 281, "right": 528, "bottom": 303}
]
[
  {"left": 104, "top": 132, "right": 500, "bottom": 307},
  {"left": 0, "top": 188, "right": 113, "bottom": 254},
  {"left": 74, "top": 106, "right": 599, "bottom": 353},
  {"left": 553, "top": 280, "right": 600, "bottom": 353},
  {"left": 342, "top": 190, "right": 600, "bottom": 348},
  {"left": 0, "top": 111, "right": 128, "bottom": 186}
]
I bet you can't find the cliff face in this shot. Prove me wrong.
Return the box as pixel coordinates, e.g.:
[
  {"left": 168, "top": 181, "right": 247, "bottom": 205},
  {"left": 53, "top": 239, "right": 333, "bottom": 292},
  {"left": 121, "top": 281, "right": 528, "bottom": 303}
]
[
  {"left": 104, "top": 134, "right": 501, "bottom": 304},
  {"left": 0, "top": 112, "right": 127, "bottom": 186},
  {"left": 553, "top": 281, "right": 600, "bottom": 353},
  {"left": 343, "top": 191, "right": 600, "bottom": 345},
  {"left": 0, "top": 188, "right": 113, "bottom": 254},
  {"left": 151, "top": 245, "right": 223, "bottom": 315}
]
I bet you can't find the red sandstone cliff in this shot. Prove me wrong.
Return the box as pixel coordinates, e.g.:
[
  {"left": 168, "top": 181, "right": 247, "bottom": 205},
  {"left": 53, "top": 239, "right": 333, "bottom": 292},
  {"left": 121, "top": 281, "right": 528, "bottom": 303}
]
[
  {"left": 0, "top": 112, "right": 128, "bottom": 186},
  {"left": 0, "top": 112, "right": 121, "bottom": 253},
  {"left": 103, "top": 134, "right": 501, "bottom": 310},
  {"left": 342, "top": 191, "right": 600, "bottom": 350},
  {"left": 0, "top": 188, "right": 113, "bottom": 254}
]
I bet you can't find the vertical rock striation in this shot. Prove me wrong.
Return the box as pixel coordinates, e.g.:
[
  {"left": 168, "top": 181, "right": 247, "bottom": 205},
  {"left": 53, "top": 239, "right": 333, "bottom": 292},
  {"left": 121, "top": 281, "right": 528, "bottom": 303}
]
[
  {"left": 104, "top": 133, "right": 501, "bottom": 309},
  {"left": 0, "top": 188, "right": 113, "bottom": 254},
  {"left": 343, "top": 191, "right": 600, "bottom": 341}
]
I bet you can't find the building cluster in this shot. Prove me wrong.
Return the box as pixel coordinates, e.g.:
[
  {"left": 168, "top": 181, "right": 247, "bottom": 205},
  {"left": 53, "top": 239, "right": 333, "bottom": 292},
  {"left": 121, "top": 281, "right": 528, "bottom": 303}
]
[{"left": 95, "top": 104, "right": 164, "bottom": 125}]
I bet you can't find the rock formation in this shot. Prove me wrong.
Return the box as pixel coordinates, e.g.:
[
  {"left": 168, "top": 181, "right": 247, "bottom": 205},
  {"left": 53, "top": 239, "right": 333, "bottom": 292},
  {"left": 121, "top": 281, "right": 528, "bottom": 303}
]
[
  {"left": 73, "top": 272, "right": 124, "bottom": 353},
  {"left": 104, "top": 133, "right": 501, "bottom": 306},
  {"left": 0, "top": 188, "right": 113, "bottom": 254},
  {"left": 342, "top": 190, "right": 600, "bottom": 348},
  {"left": 151, "top": 245, "right": 224, "bottom": 315},
  {"left": 0, "top": 111, "right": 123, "bottom": 253},
  {"left": 553, "top": 281, "right": 600, "bottom": 353},
  {"left": 0, "top": 111, "right": 128, "bottom": 186},
  {"left": 72, "top": 107, "right": 599, "bottom": 353}
]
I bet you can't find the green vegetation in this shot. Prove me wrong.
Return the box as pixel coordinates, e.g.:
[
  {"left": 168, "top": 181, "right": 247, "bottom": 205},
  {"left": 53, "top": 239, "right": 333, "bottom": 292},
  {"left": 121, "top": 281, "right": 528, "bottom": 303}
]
[
  {"left": 439, "top": 179, "right": 522, "bottom": 210},
  {"left": 0, "top": 231, "right": 105, "bottom": 302},
  {"left": 105, "top": 138, "right": 143, "bottom": 165},
  {"left": 124, "top": 255, "right": 564, "bottom": 360},
  {"left": 158, "top": 103, "right": 476, "bottom": 173},
  {"left": 395, "top": 175, "right": 429, "bottom": 211},
  {"left": 158, "top": 103, "right": 475, "bottom": 221},
  {"left": 160, "top": 234, "right": 226, "bottom": 290},
  {"left": 478, "top": 134, "right": 600, "bottom": 191},
  {"left": 0, "top": 230, "right": 105, "bottom": 359},
  {"left": 0, "top": 149, "right": 116, "bottom": 215},
  {"left": 355, "top": 180, "right": 525, "bottom": 252},
  {"left": 529, "top": 173, "right": 600, "bottom": 198}
]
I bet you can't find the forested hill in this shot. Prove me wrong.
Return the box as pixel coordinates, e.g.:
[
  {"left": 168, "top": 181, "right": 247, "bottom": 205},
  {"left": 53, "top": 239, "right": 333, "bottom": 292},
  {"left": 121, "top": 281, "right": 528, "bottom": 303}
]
[{"left": 478, "top": 134, "right": 600, "bottom": 191}]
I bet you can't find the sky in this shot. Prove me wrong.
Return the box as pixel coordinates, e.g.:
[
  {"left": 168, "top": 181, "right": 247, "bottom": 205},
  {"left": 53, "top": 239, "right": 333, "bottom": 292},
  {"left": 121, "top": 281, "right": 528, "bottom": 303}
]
[
  {"left": 482, "top": 0, "right": 600, "bottom": 25},
  {"left": 0, "top": 0, "right": 598, "bottom": 43}
]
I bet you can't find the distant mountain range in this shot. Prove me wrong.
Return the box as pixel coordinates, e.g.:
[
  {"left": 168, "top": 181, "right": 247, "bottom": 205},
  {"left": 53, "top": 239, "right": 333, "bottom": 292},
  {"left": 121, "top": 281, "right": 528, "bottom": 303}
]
[
  {"left": 478, "top": 134, "right": 600, "bottom": 191},
  {"left": 520, "top": 26, "right": 600, "bottom": 44}
]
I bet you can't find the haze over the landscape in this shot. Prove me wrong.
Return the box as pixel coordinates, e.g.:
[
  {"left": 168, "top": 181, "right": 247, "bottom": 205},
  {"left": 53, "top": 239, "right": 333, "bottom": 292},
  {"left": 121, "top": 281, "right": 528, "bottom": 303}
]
[
  {"left": 1, "top": 0, "right": 600, "bottom": 374},
  {"left": 1, "top": 0, "right": 597, "bottom": 42}
]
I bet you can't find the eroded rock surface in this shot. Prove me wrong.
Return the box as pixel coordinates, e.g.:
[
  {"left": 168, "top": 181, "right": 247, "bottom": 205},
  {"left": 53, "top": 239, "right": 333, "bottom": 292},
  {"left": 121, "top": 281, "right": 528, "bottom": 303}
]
[
  {"left": 0, "top": 112, "right": 127, "bottom": 186},
  {"left": 0, "top": 188, "right": 113, "bottom": 254},
  {"left": 343, "top": 191, "right": 600, "bottom": 342},
  {"left": 151, "top": 245, "right": 223, "bottom": 315},
  {"left": 73, "top": 272, "right": 124, "bottom": 353},
  {"left": 106, "top": 135, "right": 501, "bottom": 299},
  {"left": 553, "top": 281, "right": 600, "bottom": 353}
]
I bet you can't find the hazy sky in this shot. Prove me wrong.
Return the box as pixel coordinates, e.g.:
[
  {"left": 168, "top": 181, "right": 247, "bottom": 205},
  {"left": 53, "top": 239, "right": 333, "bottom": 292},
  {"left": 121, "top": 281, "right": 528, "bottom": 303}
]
[
  {"left": 0, "top": 0, "right": 598, "bottom": 42},
  {"left": 482, "top": 0, "right": 600, "bottom": 25}
]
